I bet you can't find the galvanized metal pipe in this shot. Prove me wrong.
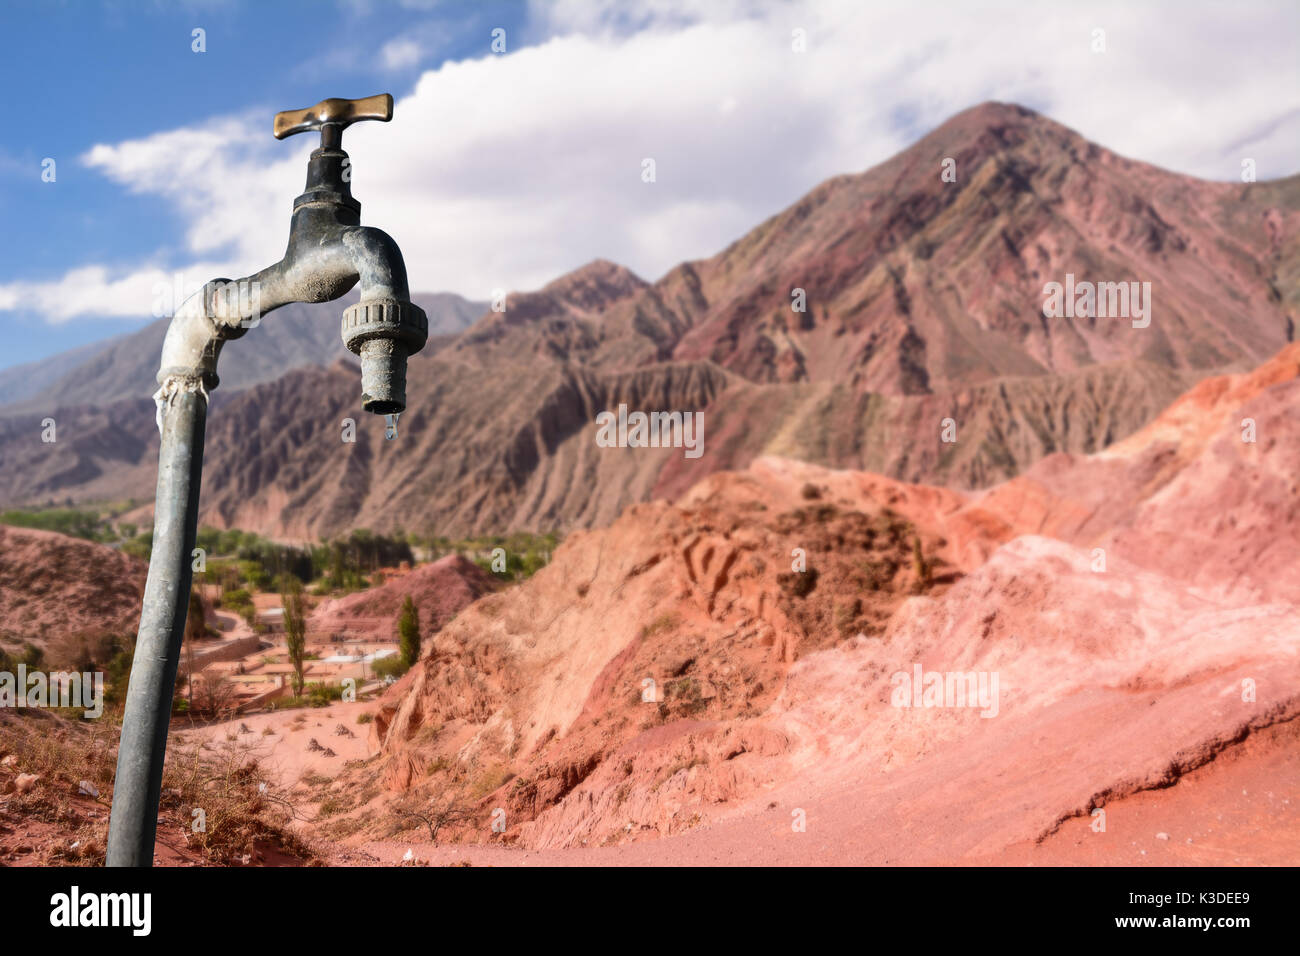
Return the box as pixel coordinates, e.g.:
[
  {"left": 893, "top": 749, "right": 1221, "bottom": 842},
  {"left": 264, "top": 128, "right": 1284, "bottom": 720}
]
[{"left": 105, "top": 383, "right": 207, "bottom": 867}]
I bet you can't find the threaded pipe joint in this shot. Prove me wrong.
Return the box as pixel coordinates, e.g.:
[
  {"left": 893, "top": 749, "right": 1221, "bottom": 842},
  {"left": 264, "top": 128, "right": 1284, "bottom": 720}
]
[{"left": 341, "top": 298, "right": 428, "bottom": 414}]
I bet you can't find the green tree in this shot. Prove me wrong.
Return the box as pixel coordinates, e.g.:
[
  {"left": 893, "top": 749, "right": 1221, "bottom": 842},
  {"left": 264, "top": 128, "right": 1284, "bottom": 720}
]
[
  {"left": 397, "top": 595, "right": 421, "bottom": 669},
  {"left": 281, "top": 574, "right": 308, "bottom": 698}
]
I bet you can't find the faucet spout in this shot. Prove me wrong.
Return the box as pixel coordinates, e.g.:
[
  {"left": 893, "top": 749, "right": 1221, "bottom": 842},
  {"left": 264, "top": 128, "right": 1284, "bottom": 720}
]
[{"left": 157, "top": 223, "right": 426, "bottom": 410}]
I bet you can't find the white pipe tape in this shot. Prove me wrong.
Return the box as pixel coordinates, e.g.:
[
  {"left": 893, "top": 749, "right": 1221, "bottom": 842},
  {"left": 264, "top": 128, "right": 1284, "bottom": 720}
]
[{"left": 152, "top": 375, "right": 209, "bottom": 435}]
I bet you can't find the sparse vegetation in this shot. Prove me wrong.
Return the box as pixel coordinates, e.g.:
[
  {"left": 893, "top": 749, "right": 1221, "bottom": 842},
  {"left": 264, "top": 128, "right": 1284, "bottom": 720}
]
[
  {"left": 860, "top": 558, "right": 896, "bottom": 591},
  {"left": 191, "top": 526, "right": 416, "bottom": 598},
  {"left": 0, "top": 502, "right": 159, "bottom": 559},
  {"left": 121, "top": 530, "right": 153, "bottom": 561},
  {"left": 315, "top": 529, "right": 413, "bottom": 592},
  {"left": 835, "top": 598, "right": 863, "bottom": 637},
  {"left": 426, "top": 755, "right": 450, "bottom": 775},
  {"left": 196, "top": 527, "right": 313, "bottom": 590},
  {"left": 0, "top": 710, "right": 312, "bottom": 865},
  {"left": 371, "top": 655, "right": 408, "bottom": 681},
  {"left": 640, "top": 613, "right": 678, "bottom": 640},
  {"left": 5, "top": 632, "right": 137, "bottom": 707},
  {"left": 280, "top": 573, "right": 308, "bottom": 697},
  {"left": 778, "top": 566, "right": 819, "bottom": 598},
  {"left": 269, "top": 681, "right": 347, "bottom": 710},
  {"left": 655, "top": 756, "right": 707, "bottom": 789},
  {"left": 317, "top": 793, "right": 355, "bottom": 818},
  {"left": 412, "top": 530, "right": 559, "bottom": 581},
  {"left": 0, "top": 507, "right": 106, "bottom": 541},
  {"left": 397, "top": 595, "right": 421, "bottom": 669},
  {"left": 216, "top": 586, "right": 256, "bottom": 627},
  {"left": 874, "top": 508, "right": 909, "bottom": 544},
  {"left": 389, "top": 786, "right": 478, "bottom": 842},
  {"left": 657, "top": 677, "right": 708, "bottom": 721},
  {"left": 189, "top": 673, "right": 239, "bottom": 719},
  {"left": 0, "top": 642, "right": 43, "bottom": 673},
  {"left": 911, "top": 536, "right": 933, "bottom": 591},
  {"left": 468, "top": 762, "right": 513, "bottom": 799},
  {"left": 163, "top": 733, "right": 313, "bottom": 863}
]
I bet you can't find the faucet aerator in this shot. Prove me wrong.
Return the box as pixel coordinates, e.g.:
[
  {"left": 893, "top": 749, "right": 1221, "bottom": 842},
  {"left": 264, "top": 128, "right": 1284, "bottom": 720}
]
[
  {"left": 341, "top": 297, "right": 428, "bottom": 416},
  {"left": 358, "top": 338, "right": 409, "bottom": 415}
]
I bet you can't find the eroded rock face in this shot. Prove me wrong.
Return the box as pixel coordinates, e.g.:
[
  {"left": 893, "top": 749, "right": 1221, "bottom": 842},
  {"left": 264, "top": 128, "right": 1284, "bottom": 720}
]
[
  {"left": 749, "top": 534, "right": 1300, "bottom": 863},
  {"left": 361, "top": 342, "right": 1299, "bottom": 859},
  {"left": 951, "top": 342, "right": 1300, "bottom": 603},
  {"left": 367, "top": 463, "right": 956, "bottom": 846}
]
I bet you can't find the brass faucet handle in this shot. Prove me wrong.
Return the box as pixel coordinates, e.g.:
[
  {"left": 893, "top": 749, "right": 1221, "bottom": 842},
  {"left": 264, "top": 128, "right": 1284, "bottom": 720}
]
[{"left": 273, "top": 93, "right": 394, "bottom": 141}]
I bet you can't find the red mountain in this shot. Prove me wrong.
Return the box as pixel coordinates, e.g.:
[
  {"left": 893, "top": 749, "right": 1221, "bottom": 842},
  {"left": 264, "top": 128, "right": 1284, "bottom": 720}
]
[{"left": 0, "top": 102, "right": 1295, "bottom": 539}]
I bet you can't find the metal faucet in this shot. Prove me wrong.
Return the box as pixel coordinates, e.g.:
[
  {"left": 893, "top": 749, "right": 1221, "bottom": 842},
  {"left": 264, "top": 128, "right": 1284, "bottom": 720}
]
[{"left": 105, "top": 94, "right": 427, "bottom": 867}]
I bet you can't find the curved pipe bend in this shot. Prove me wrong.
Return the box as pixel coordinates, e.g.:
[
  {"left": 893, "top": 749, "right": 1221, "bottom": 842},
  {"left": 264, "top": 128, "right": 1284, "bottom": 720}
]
[{"left": 157, "top": 224, "right": 414, "bottom": 391}]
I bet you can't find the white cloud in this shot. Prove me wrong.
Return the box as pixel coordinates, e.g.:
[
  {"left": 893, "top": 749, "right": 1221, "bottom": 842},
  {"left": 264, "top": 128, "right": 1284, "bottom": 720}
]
[
  {"left": 83, "top": 112, "right": 305, "bottom": 264},
  {"left": 1, "top": 113, "right": 306, "bottom": 321},
  {"left": 381, "top": 38, "right": 423, "bottom": 71},
  {"left": 0, "top": 261, "right": 239, "bottom": 322},
  {"left": 4, "top": 0, "right": 1297, "bottom": 321}
]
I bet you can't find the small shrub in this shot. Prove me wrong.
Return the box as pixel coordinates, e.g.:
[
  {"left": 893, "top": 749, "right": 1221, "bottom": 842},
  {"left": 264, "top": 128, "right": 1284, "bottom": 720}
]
[
  {"left": 640, "top": 613, "right": 677, "bottom": 640},
  {"left": 664, "top": 677, "right": 707, "bottom": 716},
  {"left": 371, "top": 656, "right": 408, "bottom": 681},
  {"left": 911, "top": 536, "right": 933, "bottom": 592},
  {"left": 777, "top": 567, "right": 819, "bottom": 599}
]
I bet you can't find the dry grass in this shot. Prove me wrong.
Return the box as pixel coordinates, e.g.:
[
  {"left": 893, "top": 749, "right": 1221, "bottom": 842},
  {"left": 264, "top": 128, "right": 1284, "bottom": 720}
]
[
  {"left": 162, "top": 733, "right": 315, "bottom": 864},
  {"left": 0, "top": 710, "right": 117, "bottom": 864},
  {"left": 0, "top": 709, "right": 316, "bottom": 866}
]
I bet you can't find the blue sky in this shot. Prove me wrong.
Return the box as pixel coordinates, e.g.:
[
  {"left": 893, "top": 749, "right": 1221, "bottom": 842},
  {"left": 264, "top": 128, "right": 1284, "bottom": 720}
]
[
  {"left": 0, "top": 0, "right": 529, "bottom": 366},
  {"left": 1, "top": 0, "right": 1297, "bottom": 371},
  {"left": 1, "top": 1, "right": 522, "bottom": 266}
]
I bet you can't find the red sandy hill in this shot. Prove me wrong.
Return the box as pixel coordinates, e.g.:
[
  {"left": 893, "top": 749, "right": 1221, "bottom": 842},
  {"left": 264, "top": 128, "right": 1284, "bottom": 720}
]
[
  {"left": 0, "top": 526, "right": 145, "bottom": 657},
  {"left": 310, "top": 554, "right": 498, "bottom": 640},
  {"left": 348, "top": 343, "right": 1299, "bottom": 865}
]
